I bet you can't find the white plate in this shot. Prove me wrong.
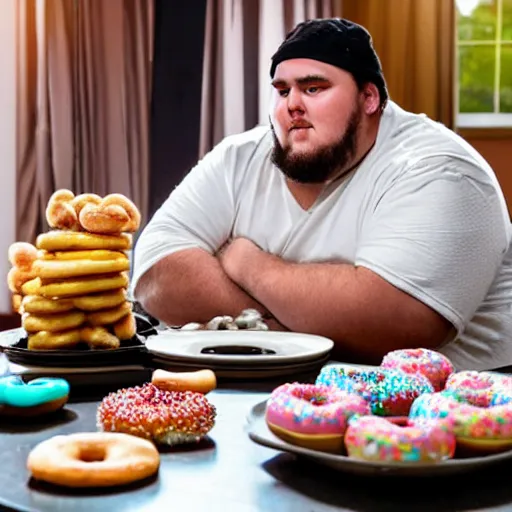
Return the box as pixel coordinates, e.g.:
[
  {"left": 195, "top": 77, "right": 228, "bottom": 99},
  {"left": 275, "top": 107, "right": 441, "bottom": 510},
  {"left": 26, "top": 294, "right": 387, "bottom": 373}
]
[
  {"left": 246, "top": 400, "right": 512, "bottom": 477},
  {"left": 150, "top": 355, "right": 330, "bottom": 380},
  {"left": 145, "top": 330, "right": 334, "bottom": 365}
]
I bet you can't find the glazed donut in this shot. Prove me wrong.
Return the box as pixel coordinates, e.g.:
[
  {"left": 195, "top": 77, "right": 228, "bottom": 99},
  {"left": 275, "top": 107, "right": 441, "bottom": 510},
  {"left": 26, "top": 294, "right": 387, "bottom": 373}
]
[
  {"left": 36, "top": 231, "right": 132, "bottom": 252},
  {"left": 79, "top": 203, "right": 129, "bottom": 234},
  {"left": 22, "top": 310, "right": 86, "bottom": 333},
  {"left": 21, "top": 290, "right": 127, "bottom": 314},
  {"left": 265, "top": 383, "right": 370, "bottom": 453},
  {"left": 316, "top": 365, "right": 434, "bottom": 416},
  {"left": 12, "top": 293, "right": 22, "bottom": 313},
  {"left": 40, "top": 249, "right": 128, "bottom": 262},
  {"left": 7, "top": 266, "right": 37, "bottom": 294},
  {"left": 381, "top": 348, "right": 454, "bottom": 391},
  {"left": 0, "top": 376, "right": 69, "bottom": 417},
  {"left": 80, "top": 327, "right": 120, "bottom": 350},
  {"left": 444, "top": 371, "right": 512, "bottom": 407},
  {"left": 32, "top": 256, "right": 130, "bottom": 279},
  {"left": 86, "top": 301, "right": 132, "bottom": 326},
  {"left": 72, "top": 289, "right": 127, "bottom": 311},
  {"left": 409, "top": 390, "right": 512, "bottom": 454},
  {"left": 28, "top": 329, "right": 82, "bottom": 350},
  {"left": 97, "top": 383, "right": 216, "bottom": 446},
  {"left": 70, "top": 193, "right": 102, "bottom": 216},
  {"left": 21, "top": 295, "right": 75, "bottom": 315},
  {"left": 21, "top": 277, "right": 42, "bottom": 297},
  {"left": 36, "top": 272, "right": 129, "bottom": 298},
  {"left": 79, "top": 193, "right": 141, "bottom": 234},
  {"left": 345, "top": 415, "right": 456, "bottom": 463},
  {"left": 45, "top": 189, "right": 80, "bottom": 231},
  {"left": 27, "top": 432, "right": 160, "bottom": 488},
  {"left": 151, "top": 369, "right": 217, "bottom": 394},
  {"left": 113, "top": 312, "right": 137, "bottom": 340},
  {"left": 8, "top": 242, "right": 38, "bottom": 270}
]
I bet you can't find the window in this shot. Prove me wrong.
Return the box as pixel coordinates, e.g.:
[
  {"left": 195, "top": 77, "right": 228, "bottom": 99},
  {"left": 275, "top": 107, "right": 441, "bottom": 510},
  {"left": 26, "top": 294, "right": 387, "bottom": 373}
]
[{"left": 456, "top": 0, "right": 512, "bottom": 127}]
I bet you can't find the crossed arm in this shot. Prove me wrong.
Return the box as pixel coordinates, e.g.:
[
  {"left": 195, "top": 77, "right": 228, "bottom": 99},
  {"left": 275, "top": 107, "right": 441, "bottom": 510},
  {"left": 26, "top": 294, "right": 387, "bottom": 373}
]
[
  {"left": 134, "top": 237, "right": 453, "bottom": 363},
  {"left": 134, "top": 148, "right": 505, "bottom": 363}
]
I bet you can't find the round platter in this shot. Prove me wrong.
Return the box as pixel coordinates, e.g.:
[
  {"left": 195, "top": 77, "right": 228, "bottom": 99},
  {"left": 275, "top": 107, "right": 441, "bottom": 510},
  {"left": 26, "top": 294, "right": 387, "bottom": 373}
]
[
  {"left": 0, "top": 314, "right": 155, "bottom": 368},
  {"left": 246, "top": 400, "right": 512, "bottom": 477},
  {"left": 145, "top": 330, "right": 334, "bottom": 366}
]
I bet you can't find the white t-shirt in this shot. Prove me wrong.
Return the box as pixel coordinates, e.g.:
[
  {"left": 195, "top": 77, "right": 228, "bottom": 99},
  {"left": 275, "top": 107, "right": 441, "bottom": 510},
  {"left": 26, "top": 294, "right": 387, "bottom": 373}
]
[{"left": 133, "top": 101, "right": 512, "bottom": 371}]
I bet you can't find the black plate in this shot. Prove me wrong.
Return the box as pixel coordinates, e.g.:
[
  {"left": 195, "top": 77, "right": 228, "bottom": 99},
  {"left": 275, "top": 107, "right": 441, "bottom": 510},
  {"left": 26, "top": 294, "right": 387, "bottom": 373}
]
[{"left": 0, "top": 314, "right": 155, "bottom": 368}]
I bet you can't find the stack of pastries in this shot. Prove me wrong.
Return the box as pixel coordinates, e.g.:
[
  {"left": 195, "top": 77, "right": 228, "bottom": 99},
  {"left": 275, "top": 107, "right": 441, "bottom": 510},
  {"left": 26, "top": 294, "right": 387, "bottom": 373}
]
[{"left": 7, "top": 190, "right": 141, "bottom": 351}]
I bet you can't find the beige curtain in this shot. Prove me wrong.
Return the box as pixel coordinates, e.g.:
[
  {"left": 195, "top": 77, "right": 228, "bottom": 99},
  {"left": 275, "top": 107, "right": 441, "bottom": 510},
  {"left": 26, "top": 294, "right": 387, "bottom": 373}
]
[
  {"left": 341, "top": 0, "right": 455, "bottom": 127},
  {"left": 199, "top": 0, "right": 341, "bottom": 157},
  {"left": 16, "top": 0, "right": 154, "bottom": 244}
]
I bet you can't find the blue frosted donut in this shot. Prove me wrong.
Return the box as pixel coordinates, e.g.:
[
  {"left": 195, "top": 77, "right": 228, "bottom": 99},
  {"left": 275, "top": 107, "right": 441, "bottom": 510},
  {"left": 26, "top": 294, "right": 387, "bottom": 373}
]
[
  {"left": 0, "top": 376, "right": 70, "bottom": 414},
  {"left": 316, "top": 365, "right": 434, "bottom": 416}
]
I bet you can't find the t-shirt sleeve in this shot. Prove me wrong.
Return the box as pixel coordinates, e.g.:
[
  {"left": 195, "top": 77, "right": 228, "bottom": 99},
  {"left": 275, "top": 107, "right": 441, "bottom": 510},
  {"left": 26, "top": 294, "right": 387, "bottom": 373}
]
[
  {"left": 354, "top": 161, "right": 510, "bottom": 334},
  {"left": 131, "top": 138, "right": 238, "bottom": 292}
]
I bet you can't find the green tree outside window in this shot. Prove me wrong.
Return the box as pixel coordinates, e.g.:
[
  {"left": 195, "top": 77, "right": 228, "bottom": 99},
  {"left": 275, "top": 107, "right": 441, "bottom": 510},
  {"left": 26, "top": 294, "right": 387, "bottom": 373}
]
[{"left": 457, "top": 0, "right": 512, "bottom": 114}]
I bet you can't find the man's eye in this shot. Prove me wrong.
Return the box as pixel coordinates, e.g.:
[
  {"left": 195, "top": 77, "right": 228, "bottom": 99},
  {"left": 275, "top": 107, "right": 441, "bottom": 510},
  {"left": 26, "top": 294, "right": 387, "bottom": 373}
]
[
  {"left": 278, "top": 89, "right": 289, "bottom": 97},
  {"left": 306, "top": 86, "right": 319, "bottom": 94}
]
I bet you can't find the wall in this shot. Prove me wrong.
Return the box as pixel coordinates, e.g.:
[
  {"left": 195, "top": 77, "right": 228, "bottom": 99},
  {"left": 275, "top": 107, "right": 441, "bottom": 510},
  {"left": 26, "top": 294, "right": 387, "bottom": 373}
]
[
  {"left": 0, "top": 0, "right": 16, "bottom": 315},
  {"left": 463, "top": 136, "right": 512, "bottom": 216}
]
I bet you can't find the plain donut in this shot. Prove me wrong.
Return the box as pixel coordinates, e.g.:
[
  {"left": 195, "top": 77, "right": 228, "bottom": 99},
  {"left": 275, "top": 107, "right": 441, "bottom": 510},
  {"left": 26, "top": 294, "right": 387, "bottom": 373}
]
[
  {"left": 27, "top": 432, "right": 160, "bottom": 487},
  {"left": 151, "top": 369, "right": 217, "bottom": 394}
]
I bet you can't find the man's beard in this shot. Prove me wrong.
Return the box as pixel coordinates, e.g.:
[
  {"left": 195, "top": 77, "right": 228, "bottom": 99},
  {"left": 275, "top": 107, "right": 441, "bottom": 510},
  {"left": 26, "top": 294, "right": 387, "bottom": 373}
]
[{"left": 270, "top": 106, "right": 361, "bottom": 184}]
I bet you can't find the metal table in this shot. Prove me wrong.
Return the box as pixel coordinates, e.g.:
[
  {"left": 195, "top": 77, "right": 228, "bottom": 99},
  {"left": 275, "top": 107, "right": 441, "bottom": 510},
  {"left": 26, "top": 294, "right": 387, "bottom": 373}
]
[{"left": 0, "top": 384, "right": 512, "bottom": 512}]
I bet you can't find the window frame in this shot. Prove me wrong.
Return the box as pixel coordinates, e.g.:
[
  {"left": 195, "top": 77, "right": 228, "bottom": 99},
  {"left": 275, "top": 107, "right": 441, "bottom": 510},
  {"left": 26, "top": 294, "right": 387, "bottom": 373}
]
[{"left": 455, "top": 0, "right": 512, "bottom": 131}]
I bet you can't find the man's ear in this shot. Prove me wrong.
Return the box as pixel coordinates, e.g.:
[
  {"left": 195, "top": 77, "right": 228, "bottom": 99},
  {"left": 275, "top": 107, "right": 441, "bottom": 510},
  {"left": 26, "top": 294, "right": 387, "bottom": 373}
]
[{"left": 362, "top": 83, "right": 381, "bottom": 115}]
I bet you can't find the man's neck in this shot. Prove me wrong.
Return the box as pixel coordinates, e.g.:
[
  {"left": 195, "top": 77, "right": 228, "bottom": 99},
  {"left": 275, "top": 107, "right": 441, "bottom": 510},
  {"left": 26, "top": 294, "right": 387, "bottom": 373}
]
[{"left": 327, "top": 113, "right": 381, "bottom": 184}]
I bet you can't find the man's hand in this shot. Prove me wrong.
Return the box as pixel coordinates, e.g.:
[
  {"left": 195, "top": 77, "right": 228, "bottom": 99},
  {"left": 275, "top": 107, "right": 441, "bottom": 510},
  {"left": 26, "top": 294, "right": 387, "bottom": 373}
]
[{"left": 218, "top": 237, "right": 262, "bottom": 286}]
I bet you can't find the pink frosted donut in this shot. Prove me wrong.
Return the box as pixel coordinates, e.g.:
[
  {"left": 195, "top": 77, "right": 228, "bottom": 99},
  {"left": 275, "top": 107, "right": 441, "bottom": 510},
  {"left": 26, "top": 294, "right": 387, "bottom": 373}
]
[
  {"left": 444, "top": 371, "right": 512, "bottom": 407},
  {"left": 345, "top": 415, "right": 456, "bottom": 463},
  {"left": 381, "top": 348, "right": 454, "bottom": 391},
  {"left": 409, "top": 390, "right": 512, "bottom": 454},
  {"left": 265, "top": 383, "right": 370, "bottom": 453}
]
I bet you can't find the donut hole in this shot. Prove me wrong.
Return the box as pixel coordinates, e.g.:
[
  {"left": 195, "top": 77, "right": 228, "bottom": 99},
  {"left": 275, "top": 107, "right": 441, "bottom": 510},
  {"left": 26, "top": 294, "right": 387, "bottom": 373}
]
[
  {"left": 309, "top": 396, "right": 328, "bottom": 406},
  {"left": 387, "top": 416, "right": 409, "bottom": 427},
  {"left": 78, "top": 446, "right": 106, "bottom": 463},
  {"left": 290, "top": 386, "right": 330, "bottom": 406}
]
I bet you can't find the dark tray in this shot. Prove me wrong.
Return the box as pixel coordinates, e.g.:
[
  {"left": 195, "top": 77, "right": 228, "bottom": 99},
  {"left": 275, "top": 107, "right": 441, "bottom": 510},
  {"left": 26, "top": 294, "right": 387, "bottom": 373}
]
[{"left": 0, "top": 314, "right": 156, "bottom": 368}]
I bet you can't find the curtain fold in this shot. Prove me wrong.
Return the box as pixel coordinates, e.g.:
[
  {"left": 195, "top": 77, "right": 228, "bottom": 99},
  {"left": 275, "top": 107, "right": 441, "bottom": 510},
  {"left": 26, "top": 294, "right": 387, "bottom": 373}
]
[
  {"left": 198, "top": 0, "right": 455, "bottom": 160},
  {"left": 341, "top": 0, "right": 455, "bottom": 127},
  {"left": 199, "top": 0, "right": 336, "bottom": 158},
  {"left": 16, "top": 0, "right": 154, "bottom": 244},
  {"left": 16, "top": 0, "right": 38, "bottom": 242}
]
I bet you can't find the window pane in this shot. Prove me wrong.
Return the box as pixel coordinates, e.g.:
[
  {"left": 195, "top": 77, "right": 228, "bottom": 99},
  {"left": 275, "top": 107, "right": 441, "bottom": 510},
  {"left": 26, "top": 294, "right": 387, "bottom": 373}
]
[
  {"left": 503, "top": 0, "right": 512, "bottom": 40},
  {"left": 457, "top": 0, "right": 497, "bottom": 41},
  {"left": 459, "top": 45, "right": 496, "bottom": 112},
  {"left": 500, "top": 45, "right": 512, "bottom": 112}
]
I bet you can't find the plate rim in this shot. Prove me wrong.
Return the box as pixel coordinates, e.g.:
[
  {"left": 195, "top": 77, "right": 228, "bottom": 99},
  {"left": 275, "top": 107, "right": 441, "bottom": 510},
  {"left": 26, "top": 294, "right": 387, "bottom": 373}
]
[
  {"left": 246, "top": 399, "right": 512, "bottom": 475},
  {"left": 145, "top": 330, "right": 334, "bottom": 364}
]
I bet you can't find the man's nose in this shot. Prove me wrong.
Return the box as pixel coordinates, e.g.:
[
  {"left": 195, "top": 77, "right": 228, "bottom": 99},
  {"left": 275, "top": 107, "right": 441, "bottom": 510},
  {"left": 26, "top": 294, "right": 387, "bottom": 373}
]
[{"left": 287, "top": 88, "right": 305, "bottom": 114}]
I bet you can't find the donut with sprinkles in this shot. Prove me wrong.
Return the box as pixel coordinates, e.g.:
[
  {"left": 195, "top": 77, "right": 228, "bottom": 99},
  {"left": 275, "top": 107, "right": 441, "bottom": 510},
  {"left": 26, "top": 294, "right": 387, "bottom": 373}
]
[
  {"left": 265, "top": 383, "right": 370, "bottom": 453},
  {"left": 444, "top": 370, "right": 512, "bottom": 407},
  {"left": 380, "top": 348, "right": 454, "bottom": 392},
  {"left": 97, "top": 383, "right": 216, "bottom": 446},
  {"left": 345, "top": 415, "right": 456, "bottom": 463},
  {"left": 316, "top": 365, "right": 434, "bottom": 416},
  {"left": 409, "top": 388, "right": 512, "bottom": 454}
]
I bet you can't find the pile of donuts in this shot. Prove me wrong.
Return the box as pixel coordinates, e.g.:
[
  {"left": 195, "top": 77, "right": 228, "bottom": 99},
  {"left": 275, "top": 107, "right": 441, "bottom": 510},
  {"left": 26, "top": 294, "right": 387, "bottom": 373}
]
[
  {"left": 7, "top": 189, "right": 141, "bottom": 350},
  {"left": 265, "top": 348, "right": 512, "bottom": 464},
  {"left": 13, "top": 368, "right": 218, "bottom": 488}
]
